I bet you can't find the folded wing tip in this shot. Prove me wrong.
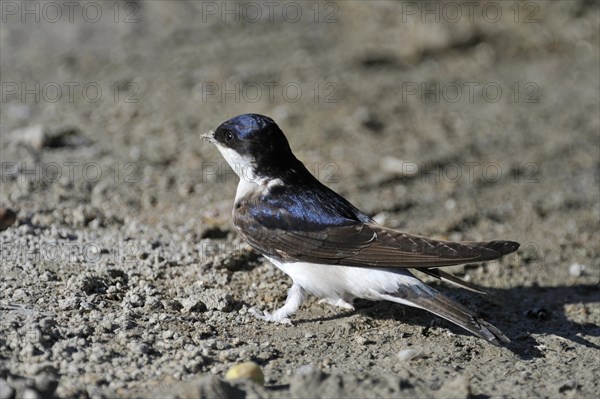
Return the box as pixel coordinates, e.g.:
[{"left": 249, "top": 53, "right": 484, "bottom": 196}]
[
  {"left": 500, "top": 240, "right": 520, "bottom": 255},
  {"left": 479, "top": 240, "right": 520, "bottom": 258}
]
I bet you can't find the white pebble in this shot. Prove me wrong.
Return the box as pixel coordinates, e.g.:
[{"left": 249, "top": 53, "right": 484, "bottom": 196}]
[
  {"left": 397, "top": 349, "right": 422, "bottom": 361},
  {"left": 296, "top": 364, "right": 315, "bottom": 375},
  {"left": 445, "top": 199, "right": 456, "bottom": 211},
  {"left": 380, "top": 157, "right": 418, "bottom": 176},
  {"left": 568, "top": 263, "right": 586, "bottom": 277}
]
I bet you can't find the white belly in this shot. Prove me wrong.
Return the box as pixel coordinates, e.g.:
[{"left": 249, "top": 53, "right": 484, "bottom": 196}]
[{"left": 264, "top": 256, "right": 433, "bottom": 305}]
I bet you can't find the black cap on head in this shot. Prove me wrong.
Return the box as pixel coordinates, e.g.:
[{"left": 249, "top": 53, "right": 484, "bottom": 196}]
[{"left": 214, "top": 113, "right": 298, "bottom": 176}]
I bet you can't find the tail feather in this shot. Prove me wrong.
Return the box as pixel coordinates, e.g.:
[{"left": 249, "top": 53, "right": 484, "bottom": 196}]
[
  {"left": 418, "top": 268, "right": 487, "bottom": 294},
  {"left": 380, "top": 285, "right": 509, "bottom": 346}
]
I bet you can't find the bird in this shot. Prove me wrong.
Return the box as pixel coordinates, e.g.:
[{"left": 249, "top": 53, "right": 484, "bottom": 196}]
[{"left": 202, "top": 113, "right": 519, "bottom": 346}]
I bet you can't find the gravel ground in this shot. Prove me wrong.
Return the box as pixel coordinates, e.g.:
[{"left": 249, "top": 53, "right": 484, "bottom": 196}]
[{"left": 1, "top": 1, "right": 599, "bottom": 398}]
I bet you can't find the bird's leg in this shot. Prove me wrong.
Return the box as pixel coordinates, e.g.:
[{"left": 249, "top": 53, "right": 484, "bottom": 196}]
[
  {"left": 318, "top": 298, "right": 355, "bottom": 311},
  {"left": 250, "top": 283, "right": 306, "bottom": 324}
]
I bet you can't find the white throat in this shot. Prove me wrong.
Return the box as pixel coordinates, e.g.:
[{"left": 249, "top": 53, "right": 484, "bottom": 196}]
[
  {"left": 215, "top": 144, "right": 276, "bottom": 204},
  {"left": 215, "top": 144, "right": 258, "bottom": 183}
]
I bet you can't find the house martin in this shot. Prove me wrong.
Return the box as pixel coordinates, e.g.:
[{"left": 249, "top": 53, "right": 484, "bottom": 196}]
[{"left": 202, "top": 113, "right": 519, "bottom": 345}]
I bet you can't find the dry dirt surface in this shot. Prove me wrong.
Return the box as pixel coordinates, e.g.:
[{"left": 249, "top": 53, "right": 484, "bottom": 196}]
[{"left": 1, "top": 1, "right": 599, "bottom": 398}]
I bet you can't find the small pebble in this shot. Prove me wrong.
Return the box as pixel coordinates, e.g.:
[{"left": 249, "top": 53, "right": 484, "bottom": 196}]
[
  {"left": 397, "top": 349, "right": 422, "bottom": 361},
  {"left": 380, "top": 157, "right": 418, "bottom": 176},
  {"left": 445, "top": 199, "right": 456, "bottom": 211},
  {"left": 568, "top": 263, "right": 586, "bottom": 277},
  {"left": 8, "top": 124, "right": 82, "bottom": 149},
  {"left": 10, "top": 124, "right": 48, "bottom": 149},
  {"left": 295, "top": 364, "right": 315, "bottom": 375},
  {"left": 225, "top": 361, "right": 264, "bottom": 385}
]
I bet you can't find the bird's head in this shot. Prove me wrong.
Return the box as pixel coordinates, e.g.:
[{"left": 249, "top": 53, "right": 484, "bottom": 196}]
[{"left": 203, "top": 113, "right": 297, "bottom": 182}]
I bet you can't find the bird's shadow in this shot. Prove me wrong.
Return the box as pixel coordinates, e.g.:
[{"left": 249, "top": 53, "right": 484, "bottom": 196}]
[{"left": 294, "top": 283, "right": 599, "bottom": 360}]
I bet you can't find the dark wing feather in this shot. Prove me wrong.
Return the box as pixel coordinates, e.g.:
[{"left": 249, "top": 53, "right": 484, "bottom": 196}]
[
  {"left": 235, "top": 206, "right": 519, "bottom": 268},
  {"left": 233, "top": 170, "right": 518, "bottom": 269}
]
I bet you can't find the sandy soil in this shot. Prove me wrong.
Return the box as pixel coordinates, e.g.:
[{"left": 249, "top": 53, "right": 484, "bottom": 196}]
[{"left": 1, "top": 1, "right": 599, "bottom": 398}]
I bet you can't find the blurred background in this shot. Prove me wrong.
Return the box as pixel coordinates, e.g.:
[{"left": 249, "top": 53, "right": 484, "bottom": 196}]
[
  {"left": 2, "top": 1, "right": 598, "bottom": 231},
  {"left": 1, "top": 1, "right": 598, "bottom": 397}
]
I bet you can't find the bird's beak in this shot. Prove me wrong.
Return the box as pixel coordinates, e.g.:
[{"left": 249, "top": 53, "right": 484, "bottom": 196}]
[{"left": 202, "top": 130, "right": 216, "bottom": 143}]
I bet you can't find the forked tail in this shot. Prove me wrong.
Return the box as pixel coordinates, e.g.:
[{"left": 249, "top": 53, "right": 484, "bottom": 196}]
[{"left": 380, "top": 285, "right": 509, "bottom": 346}]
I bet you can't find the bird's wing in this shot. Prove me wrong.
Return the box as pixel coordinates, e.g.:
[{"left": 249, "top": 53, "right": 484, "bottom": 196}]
[{"left": 234, "top": 209, "right": 519, "bottom": 268}]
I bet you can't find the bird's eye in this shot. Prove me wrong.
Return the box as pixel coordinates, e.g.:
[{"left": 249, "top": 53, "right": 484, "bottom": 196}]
[{"left": 225, "top": 131, "right": 235, "bottom": 143}]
